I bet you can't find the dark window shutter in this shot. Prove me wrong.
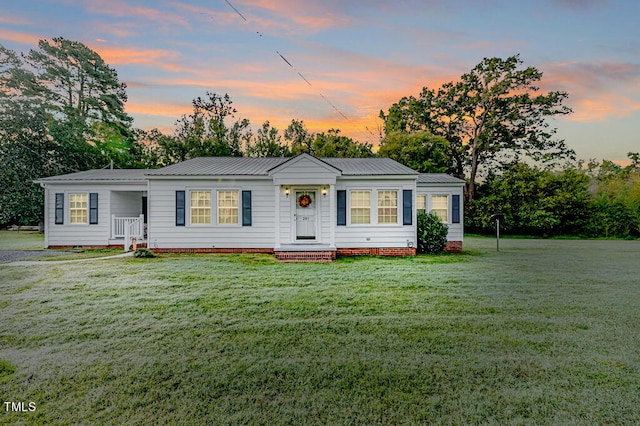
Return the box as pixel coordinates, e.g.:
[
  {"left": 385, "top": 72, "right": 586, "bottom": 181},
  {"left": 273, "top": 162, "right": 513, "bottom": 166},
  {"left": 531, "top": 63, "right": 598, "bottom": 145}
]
[
  {"left": 452, "top": 194, "right": 460, "bottom": 224},
  {"left": 403, "top": 189, "right": 412, "bottom": 225},
  {"left": 55, "top": 193, "right": 64, "bottom": 225},
  {"left": 242, "top": 190, "right": 252, "bottom": 226},
  {"left": 337, "top": 190, "right": 346, "bottom": 226},
  {"left": 89, "top": 193, "right": 99, "bottom": 224},
  {"left": 176, "top": 190, "right": 185, "bottom": 226}
]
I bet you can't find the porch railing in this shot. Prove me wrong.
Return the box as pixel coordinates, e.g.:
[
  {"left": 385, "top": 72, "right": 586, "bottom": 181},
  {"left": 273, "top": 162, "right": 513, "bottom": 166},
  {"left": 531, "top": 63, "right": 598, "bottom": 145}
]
[{"left": 111, "top": 214, "right": 144, "bottom": 240}]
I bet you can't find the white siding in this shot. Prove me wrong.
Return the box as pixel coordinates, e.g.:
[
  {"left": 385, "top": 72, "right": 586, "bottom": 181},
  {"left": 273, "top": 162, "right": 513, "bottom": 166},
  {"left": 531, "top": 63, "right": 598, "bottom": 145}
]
[
  {"left": 335, "top": 179, "right": 417, "bottom": 248},
  {"left": 45, "top": 185, "right": 110, "bottom": 246},
  {"left": 43, "top": 183, "right": 147, "bottom": 247},
  {"left": 271, "top": 156, "right": 339, "bottom": 185},
  {"left": 416, "top": 184, "right": 464, "bottom": 242},
  {"left": 147, "top": 178, "right": 275, "bottom": 249}
]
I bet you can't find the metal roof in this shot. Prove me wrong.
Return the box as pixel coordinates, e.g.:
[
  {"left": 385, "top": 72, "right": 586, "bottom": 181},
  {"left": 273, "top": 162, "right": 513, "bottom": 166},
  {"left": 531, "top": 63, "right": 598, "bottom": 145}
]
[
  {"left": 36, "top": 169, "right": 152, "bottom": 182},
  {"left": 323, "top": 158, "right": 417, "bottom": 176},
  {"left": 417, "top": 173, "right": 466, "bottom": 184},
  {"left": 146, "top": 157, "right": 286, "bottom": 176},
  {"left": 35, "top": 158, "right": 455, "bottom": 183},
  {"left": 146, "top": 156, "right": 418, "bottom": 177}
]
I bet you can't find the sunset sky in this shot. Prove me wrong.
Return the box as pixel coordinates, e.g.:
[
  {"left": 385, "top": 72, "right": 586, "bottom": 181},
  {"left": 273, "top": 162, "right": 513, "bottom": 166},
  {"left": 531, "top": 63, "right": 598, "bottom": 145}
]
[{"left": 1, "top": 0, "right": 638, "bottom": 163}]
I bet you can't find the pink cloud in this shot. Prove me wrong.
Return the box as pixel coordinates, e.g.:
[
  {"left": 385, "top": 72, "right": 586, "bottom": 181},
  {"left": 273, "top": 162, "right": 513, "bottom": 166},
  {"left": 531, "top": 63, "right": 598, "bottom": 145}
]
[
  {"left": 81, "top": 0, "right": 189, "bottom": 27},
  {"left": 542, "top": 60, "right": 640, "bottom": 122},
  {"left": 0, "top": 14, "right": 31, "bottom": 26},
  {"left": 172, "top": 0, "right": 351, "bottom": 37}
]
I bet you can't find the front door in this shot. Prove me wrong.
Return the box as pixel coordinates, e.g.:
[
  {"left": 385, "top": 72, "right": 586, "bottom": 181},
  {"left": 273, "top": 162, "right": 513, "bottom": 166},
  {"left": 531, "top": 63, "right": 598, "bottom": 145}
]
[{"left": 295, "top": 191, "right": 316, "bottom": 240}]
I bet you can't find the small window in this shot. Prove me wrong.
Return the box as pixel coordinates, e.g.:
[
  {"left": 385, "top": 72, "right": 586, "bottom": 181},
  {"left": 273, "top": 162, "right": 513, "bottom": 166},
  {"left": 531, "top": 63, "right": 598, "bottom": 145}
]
[
  {"left": 217, "top": 191, "right": 239, "bottom": 225},
  {"left": 350, "top": 191, "right": 370, "bottom": 224},
  {"left": 190, "top": 191, "right": 211, "bottom": 225},
  {"left": 377, "top": 190, "right": 398, "bottom": 224},
  {"left": 431, "top": 195, "right": 448, "bottom": 223},
  {"left": 69, "top": 194, "right": 88, "bottom": 224},
  {"left": 416, "top": 195, "right": 427, "bottom": 213}
]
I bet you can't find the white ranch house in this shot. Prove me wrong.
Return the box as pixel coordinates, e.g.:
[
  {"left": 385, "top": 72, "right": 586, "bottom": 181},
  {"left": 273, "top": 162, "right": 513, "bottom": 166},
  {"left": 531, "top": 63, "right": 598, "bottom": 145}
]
[{"left": 36, "top": 154, "right": 464, "bottom": 261}]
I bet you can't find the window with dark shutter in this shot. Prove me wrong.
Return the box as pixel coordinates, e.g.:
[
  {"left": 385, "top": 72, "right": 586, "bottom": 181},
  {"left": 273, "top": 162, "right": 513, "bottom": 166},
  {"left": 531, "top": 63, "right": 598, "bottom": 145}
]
[
  {"left": 403, "top": 189, "right": 412, "bottom": 225},
  {"left": 89, "top": 193, "right": 98, "bottom": 224},
  {"left": 452, "top": 194, "right": 461, "bottom": 224},
  {"left": 242, "top": 190, "right": 252, "bottom": 226},
  {"left": 55, "top": 193, "right": 64, "bottom": 225},
  {"left": 176, "top": 190, "right": 185, "bottom": 226},
  {"left": 337, "top": 190, "right": 346, "bottom": 226}
]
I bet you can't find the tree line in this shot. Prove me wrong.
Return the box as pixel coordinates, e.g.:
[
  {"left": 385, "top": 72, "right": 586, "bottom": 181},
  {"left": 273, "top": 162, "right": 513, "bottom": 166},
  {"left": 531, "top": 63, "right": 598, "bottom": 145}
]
[
  {"left": 1, "top": 37, "right": 637, "bottom": 239},
  {"left": 467, "top": 157, "right": 640, "bottom": 239}
]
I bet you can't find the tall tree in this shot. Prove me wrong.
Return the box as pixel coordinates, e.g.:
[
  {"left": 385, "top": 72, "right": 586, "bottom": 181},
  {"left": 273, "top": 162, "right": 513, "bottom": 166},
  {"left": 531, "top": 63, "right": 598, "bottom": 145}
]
[
  {"left": 173, "top": 92, "right": 249, "bottom": 158},
  {"left": 0, "top": 39, "right": 132, "bottom": 225},
  {"left": 285, "top": 119, "right": 315, "bottom": 155},
  {"left": 24, "top": 37, "right": 132, "bottom": 140},
  {"left": 380, "top": 55, "right": 574, "bottom": 201},
  {"left": 247, "top": 120, "right": 291, "bottom": 157},
  {"left": 312, "top": 129, "right": 374, "bottom": 158},
  {"left": 378, "top": 131, "right": 452, "bottom": 173}
]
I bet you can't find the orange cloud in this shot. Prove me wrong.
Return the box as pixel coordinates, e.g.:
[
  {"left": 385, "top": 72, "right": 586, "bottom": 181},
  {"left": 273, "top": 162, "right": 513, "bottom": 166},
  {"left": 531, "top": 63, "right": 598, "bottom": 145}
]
[
  {"left": 125, "top": 101, "right": 191, "bottom": 118},
  {"left": 542, "top": 60, "right": 640, "bottom": 122},
  {"left": 88, "top": 45, "right": 190, "bottom": 73},
  {"left": 0, "top": 28, "right": 42, "bottom": 47},
  {"left": 568, "top": 95, "right": 640, "bottom": 122}
]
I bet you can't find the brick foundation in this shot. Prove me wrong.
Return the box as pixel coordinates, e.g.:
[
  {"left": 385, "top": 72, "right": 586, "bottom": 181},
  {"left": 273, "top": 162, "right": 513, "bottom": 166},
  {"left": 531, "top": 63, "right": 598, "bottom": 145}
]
[
  {"left": 336, "top": 247, "right": 416, "bottom": 257},
  {"left": 47, "top": 244, "right": 420, "bottom": 261},
  {"left": 444, "top": 241, "right": 463, "bottom": 252},
  {"left": 48, "top": 243, "right": 148, "bottom": 250},
  {"left": 152, "top": 247, "right": 274, "bottom": 254},
  {"left": 275, "top": 251, "right": 336, "bottom": 262}
]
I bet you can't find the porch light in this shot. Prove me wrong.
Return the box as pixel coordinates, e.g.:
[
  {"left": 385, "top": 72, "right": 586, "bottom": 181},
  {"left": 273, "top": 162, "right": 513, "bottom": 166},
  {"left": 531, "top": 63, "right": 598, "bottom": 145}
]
[
  {"left": 285, "top": 187, "right": 290, "bottom": 197},
  {"left": 322, "top": 187, "right": 327, "bottom": 197}
]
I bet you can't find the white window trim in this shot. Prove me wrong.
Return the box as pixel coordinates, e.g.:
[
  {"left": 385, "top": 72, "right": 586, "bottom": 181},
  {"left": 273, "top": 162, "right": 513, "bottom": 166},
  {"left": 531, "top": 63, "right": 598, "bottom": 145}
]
[
  {"left": 416, "top": 194, "right": 427, "bottom": 212},
  {"left": 216, "top": 189, "right": 241, "bottom": 226},
  {"left": 376, "top": 189, "right": 401, "bottom": 226},
  {"left": 346, "top": 188, "right": 402, "bottom": 226},
  {"left": 348, "top": 189, "right": 372, "bottom": 226},
  {"left": 430, "top": 194, "right": 450, "bottom": 224},
  {"left": 68, "top": 192, "right": 89, "bottom": 225},
  {"left": 189, "top": 189, "right": 212, "bottom": 226}
]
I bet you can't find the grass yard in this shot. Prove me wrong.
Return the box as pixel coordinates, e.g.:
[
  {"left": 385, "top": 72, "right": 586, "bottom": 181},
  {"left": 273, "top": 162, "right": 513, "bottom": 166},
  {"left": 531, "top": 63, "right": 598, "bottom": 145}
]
[
  {"left": 1, "top": 238, "right": 639, "bottom": 425},
  {"left": 0, "top": 231, "right": 44, "bottom": 250}
]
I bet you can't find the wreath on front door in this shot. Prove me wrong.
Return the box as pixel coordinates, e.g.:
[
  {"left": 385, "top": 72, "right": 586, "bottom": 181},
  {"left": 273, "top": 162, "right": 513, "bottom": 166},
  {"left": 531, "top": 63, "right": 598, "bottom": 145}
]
[{"left": 298, "top": 194, "right": 312, "bottom": 208}]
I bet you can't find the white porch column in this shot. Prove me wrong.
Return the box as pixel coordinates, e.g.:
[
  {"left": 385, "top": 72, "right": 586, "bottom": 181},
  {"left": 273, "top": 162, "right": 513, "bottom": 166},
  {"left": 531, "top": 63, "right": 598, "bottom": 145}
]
[
  {"left": 274, "top": 184, "right": 281, "bottom": 249},
  {"left": 329, "top": 183, "right": 336, "bottom": 248},
  {"left": 42, "top": 186, "right": 49, "bottom": 248}
]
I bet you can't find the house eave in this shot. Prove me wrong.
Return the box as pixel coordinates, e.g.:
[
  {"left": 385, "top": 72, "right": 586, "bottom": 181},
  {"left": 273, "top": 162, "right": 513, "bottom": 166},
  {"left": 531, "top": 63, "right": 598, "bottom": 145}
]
[
  {"left": 34, "top": 179, "right": 148, "bottom": 186},
  {"left": 145, "top": 175, "right": 272, "bottom": 180},
  {"left": 337, "top": 174, "right": 418, "bottom": 181}
]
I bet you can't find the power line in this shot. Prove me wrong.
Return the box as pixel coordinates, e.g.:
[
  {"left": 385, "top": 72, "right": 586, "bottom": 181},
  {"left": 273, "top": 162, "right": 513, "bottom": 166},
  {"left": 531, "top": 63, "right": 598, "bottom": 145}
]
[
  {"left": 223, "top": 0, "right": 247, "bottom": 21},
  {"left": 218, "top": 0, "right": 356, "bottom": 124}
]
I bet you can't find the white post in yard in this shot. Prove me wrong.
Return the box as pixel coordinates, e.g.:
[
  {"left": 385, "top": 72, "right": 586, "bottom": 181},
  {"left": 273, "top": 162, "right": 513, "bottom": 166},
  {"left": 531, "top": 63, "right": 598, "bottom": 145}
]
[{"left": 124, "top": 222, "right": 130, "bottom": 253}]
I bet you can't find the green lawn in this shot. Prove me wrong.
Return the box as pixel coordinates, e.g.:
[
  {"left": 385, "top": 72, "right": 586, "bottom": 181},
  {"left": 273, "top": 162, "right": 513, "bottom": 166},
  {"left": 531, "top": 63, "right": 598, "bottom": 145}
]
[
  {"left": 0, "top": 231, "right": 44, "bottom": 250},
  {"left": 1, "top": 238, "right": 639, "bottom": 425}
]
